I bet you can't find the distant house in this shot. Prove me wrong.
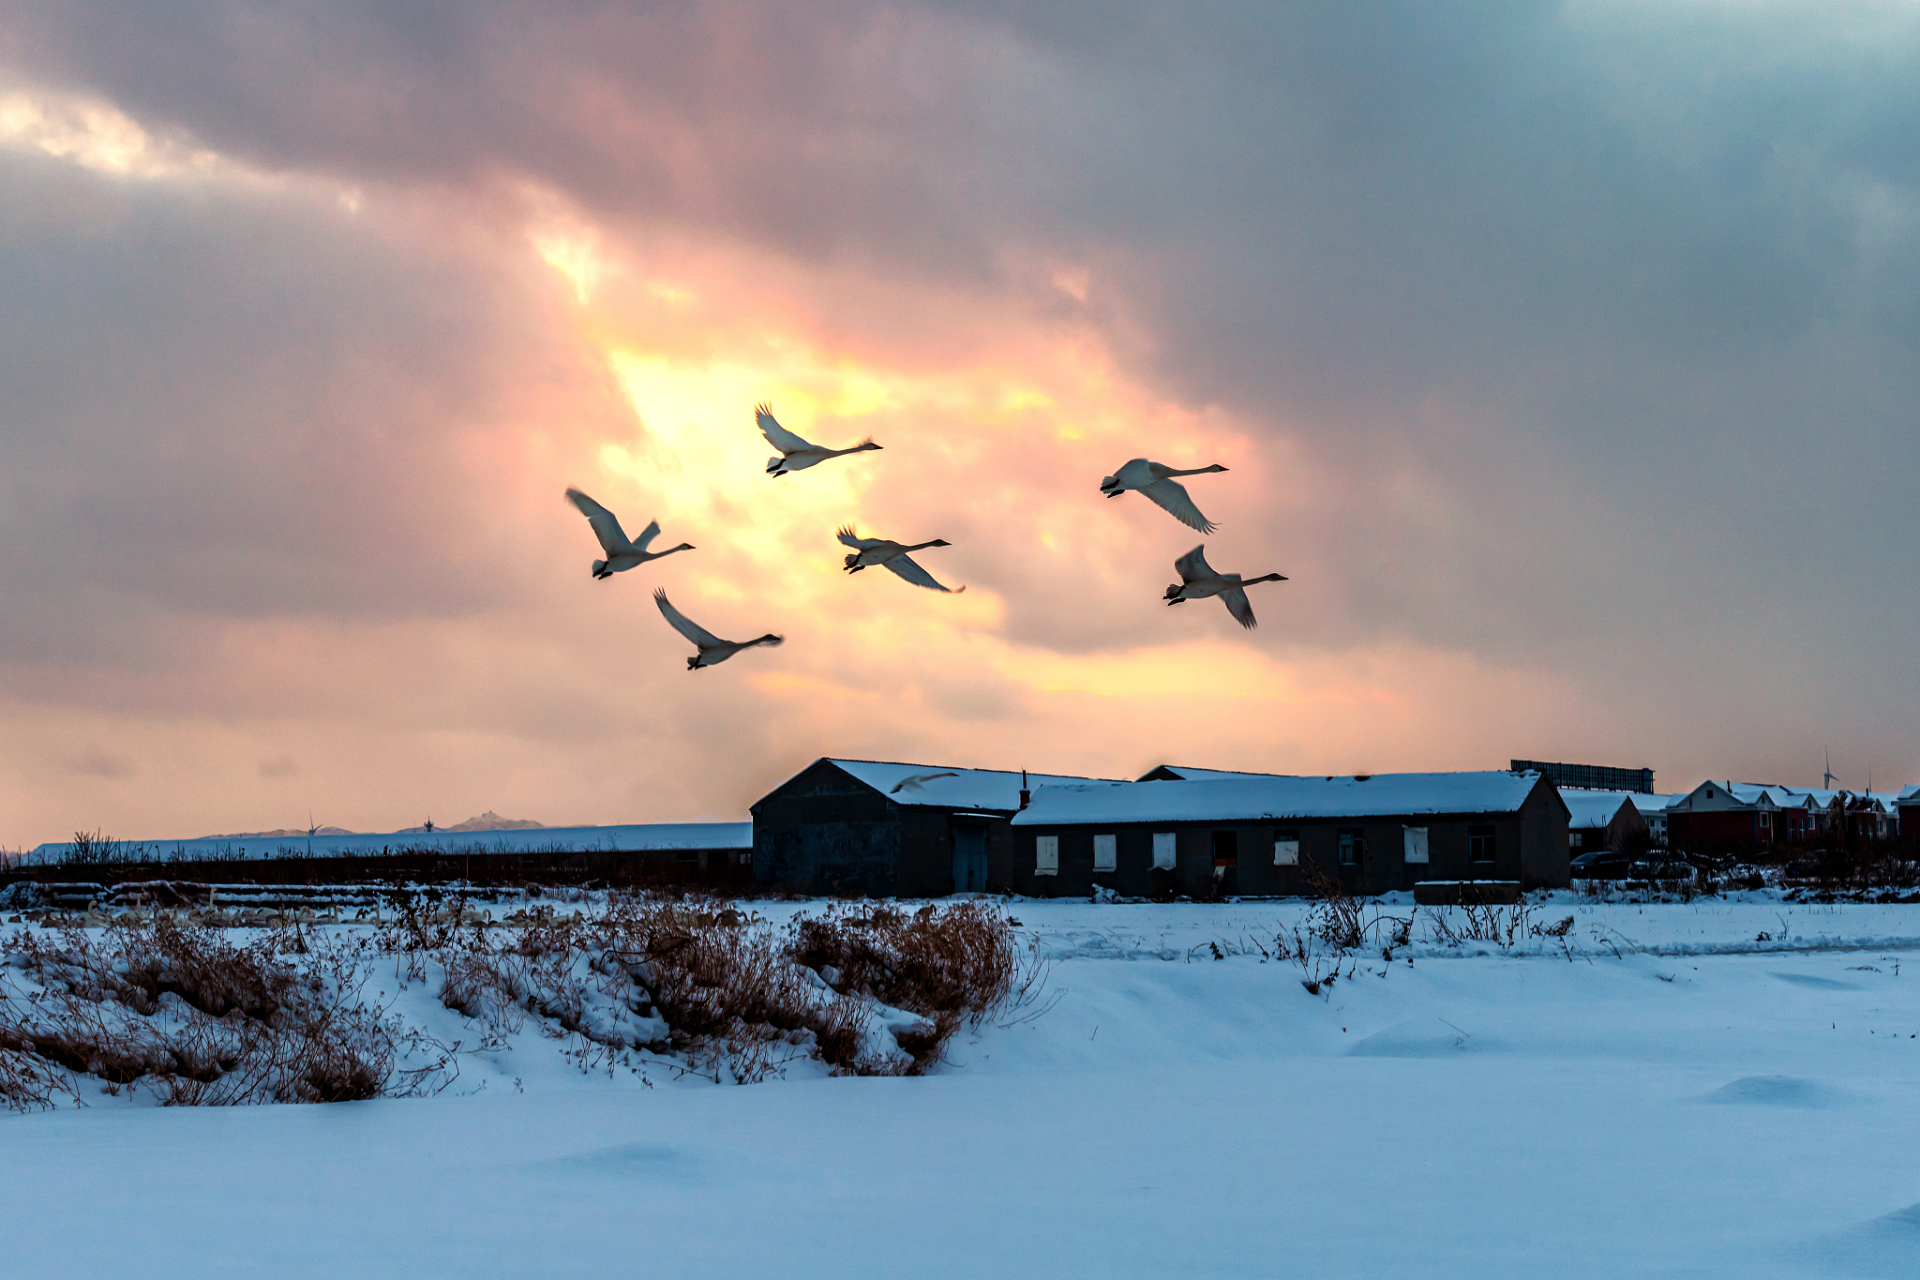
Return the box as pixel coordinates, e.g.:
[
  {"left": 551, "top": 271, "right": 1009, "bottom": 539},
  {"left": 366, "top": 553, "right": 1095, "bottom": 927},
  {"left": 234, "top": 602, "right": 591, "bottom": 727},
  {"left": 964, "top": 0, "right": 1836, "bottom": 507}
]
[
  {"left": 1901, "top": 787, "right": 1920, "bottom": 841},
  {"left": 1628, "top": 794, "right": 1681, "bottom": 846},
  {"left": 1008, "top": 771, "right": 1570, "bottom": 897},
  {"left": 749, "top": 758, "right": 1113, "bottom": 896},
  {"left": 1666, "top": 782, "right": 1787, "bottom": 853},
  {"left": 1563, "top": 792, "right": 1649, "bottom": 856}
]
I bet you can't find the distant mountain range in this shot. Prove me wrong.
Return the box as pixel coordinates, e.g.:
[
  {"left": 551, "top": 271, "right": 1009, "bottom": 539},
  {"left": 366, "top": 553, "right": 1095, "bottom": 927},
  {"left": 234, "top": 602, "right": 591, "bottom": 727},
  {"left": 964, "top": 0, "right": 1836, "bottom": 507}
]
[
  {"left": 198, "top": 812, "right": 548, "bottom": 840},
  {"left": 397, "top": 812, "right": 547, "bottom": 834}
]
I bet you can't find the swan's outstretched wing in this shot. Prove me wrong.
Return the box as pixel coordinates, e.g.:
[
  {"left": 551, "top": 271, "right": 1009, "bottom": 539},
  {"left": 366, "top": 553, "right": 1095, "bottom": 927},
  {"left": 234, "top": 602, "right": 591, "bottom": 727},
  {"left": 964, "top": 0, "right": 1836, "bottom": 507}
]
[
  {"left": 837, "top": 524, "right": 885, "bottom": 550},
  {"left": 883, "top": 554, "right": 963, "bottom": 593},
  {"left": 565, "top": 487, "right": 633, "bottom": 554},
  {"left": 633, "top": 519, "right": 662, "bottom": 554},
  {"left": 1221, "top": 584, "right": 1257, "bottom": 630},
  {"left": 1140, "top": 478, "right": 1217, "bottom": 534},
  {"left": 1173, "top": 545, "right": 1215, "bottom": 584},
  {"left": 755, "top": 403, "right": 814, "bottom": 453},
  {"left": 653, "top": 589, "right": 724, "bottom": 649},
  {"left": 891, "top": 771, "right": 960, "bottom": 794}
]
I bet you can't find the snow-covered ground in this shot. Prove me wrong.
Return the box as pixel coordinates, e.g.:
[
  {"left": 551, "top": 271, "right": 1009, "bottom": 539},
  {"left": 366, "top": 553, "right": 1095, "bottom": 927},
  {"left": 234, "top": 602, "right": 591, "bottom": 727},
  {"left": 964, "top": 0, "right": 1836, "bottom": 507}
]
[{"left": 7, "top": 896, "right": 1920, "bottom": 1278}]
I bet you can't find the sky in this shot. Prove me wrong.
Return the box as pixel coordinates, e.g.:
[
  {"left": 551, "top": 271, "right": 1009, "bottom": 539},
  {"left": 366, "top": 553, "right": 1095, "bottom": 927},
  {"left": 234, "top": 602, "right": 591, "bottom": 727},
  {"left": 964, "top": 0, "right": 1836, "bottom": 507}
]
[{"left": 1, "top": 1, "right": 1917, "bottom": 846}]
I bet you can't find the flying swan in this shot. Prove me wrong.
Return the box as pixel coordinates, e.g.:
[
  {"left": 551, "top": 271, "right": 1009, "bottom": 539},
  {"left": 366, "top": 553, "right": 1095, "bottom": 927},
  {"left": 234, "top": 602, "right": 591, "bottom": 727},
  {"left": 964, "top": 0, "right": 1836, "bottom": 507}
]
[
  {"left": 564, "top": 488, "right": 694, "bottom": 580},
  {"left": 1099, "top": 458, "right": 1228, "bottom": 533},
  {"left": 653, "top": 590, "right": 784, "bottom": 670},
  {"left": 756, "top": 403, "right": 883, "bottom": 476},
  {"left": 890, "top": 771, "right": 960, "bottom": 795},
  {"left": 1164, "top": 545, "right": 1287, "bottom": 630},
  {"left": 837, "top": 526, "right": 965, "bottom": 593}
]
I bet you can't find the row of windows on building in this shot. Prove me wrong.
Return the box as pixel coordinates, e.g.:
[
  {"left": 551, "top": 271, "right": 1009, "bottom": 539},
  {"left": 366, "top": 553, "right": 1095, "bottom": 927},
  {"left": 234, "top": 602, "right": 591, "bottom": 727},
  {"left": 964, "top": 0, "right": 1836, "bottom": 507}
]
[{"left": 1031, "top": 825, "right": 1498, "bottom": 874}]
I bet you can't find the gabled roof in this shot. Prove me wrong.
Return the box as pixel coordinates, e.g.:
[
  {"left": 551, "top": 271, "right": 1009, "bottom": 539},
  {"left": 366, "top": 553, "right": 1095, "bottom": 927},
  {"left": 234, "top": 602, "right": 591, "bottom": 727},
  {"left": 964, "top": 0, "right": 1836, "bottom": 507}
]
[
  {"left": 1013, "top": 771, "right": 1549, "bottom": 826},
  {"left": 1563, "top": 792, "right": 1633, "bottom": 829},
  {"left": 1559, "top": 789, "right": 1676, "bottom": 817},
  {"left": 1899, "top": 785, "right": 1920, "bottom": 805},
  {"left": 823, "top": 758, "right": 1115, "bottom": 811},
  {"left": 1626, "top": 793, "right": 1683, "bottom": 815},
  {"left": 1675, "top": 781, "right": 1785, "bottom": 809}
]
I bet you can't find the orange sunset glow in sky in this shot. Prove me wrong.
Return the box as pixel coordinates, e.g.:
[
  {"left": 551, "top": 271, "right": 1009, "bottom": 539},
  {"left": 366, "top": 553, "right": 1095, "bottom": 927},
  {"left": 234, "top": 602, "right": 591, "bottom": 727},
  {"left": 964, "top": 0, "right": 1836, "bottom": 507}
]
[{"left": 2, "top": 3, "right": 1916, "bottom": 846}]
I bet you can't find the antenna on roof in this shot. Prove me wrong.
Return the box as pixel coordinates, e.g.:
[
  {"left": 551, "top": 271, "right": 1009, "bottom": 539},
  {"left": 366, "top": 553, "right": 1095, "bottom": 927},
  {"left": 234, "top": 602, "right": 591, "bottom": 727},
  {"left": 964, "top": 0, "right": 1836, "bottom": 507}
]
[{"left": 1824, "top": 747, "right": 1837, "bottom": 791}]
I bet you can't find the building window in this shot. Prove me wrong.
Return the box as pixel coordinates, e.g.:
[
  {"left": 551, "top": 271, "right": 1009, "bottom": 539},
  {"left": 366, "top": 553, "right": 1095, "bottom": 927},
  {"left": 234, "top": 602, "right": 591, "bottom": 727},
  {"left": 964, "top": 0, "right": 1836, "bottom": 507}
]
[
  {"left": 1274, "top": 830, "right": 1299, "bottom": 866},
  {"left": 1759, "top": 812, "right": 1772, "bottom": 829},
  {"left": 1152, "top": 832, "right": 1176, "bottom": 871},
  {"left": 1469, "top": 824, "right": 1495, "bottom": 864},
  {"left": 1338, "top": 829, "right": 1363, "bottom": 866},
  {"left": 1403, "top": 825, "right": 1429, "bottom": 864},
  {"left": 1211, "top": 830, "right": 1238, "bottom": 865},
  {"left": 1035, "top": 835, "right": 1058, "bottom": 876},
  {"left": 1093, "top": 833, "right": 1117, "bottom": 872},
  {"left": 1570, "top": 831, "right": 1584, "bottom": 850}
]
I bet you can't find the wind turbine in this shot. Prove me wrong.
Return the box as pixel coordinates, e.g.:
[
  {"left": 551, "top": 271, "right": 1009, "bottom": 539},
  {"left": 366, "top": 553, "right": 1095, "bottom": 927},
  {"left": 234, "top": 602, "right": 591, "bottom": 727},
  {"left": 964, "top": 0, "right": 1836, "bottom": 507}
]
[{"left": 1823, "top": 747, "right": 1837, "bottom": 791}]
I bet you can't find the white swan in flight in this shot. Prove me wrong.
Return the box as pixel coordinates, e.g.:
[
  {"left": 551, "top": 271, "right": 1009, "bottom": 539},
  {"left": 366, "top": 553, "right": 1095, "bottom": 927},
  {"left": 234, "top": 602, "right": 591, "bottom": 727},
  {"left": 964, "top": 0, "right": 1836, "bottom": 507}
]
[
  {"left": 1100, "top": 458, "right": 1228, "bottom": 533},
  {"left": 1164, "top": 545, "right": 1286, "bottom": 630},
  {"left": 890, "top": 771, "right": 960, "bottom": 795},
  {"left": 756, "top": 402, "right": 883, "bottom": 476},
  {"left": 564, "top": 488, "right": 694, "bottom": 580},
  {"left": 837, "top": 526, "right": 966, "bottom": 593},
  {"left": 653, "top": 590, "right": 784, "bottom": 669}
]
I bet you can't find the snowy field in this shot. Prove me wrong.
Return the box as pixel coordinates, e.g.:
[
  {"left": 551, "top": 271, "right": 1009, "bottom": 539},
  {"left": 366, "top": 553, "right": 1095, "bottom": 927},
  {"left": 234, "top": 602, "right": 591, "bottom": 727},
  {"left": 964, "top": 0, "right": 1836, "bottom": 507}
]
[{"left": 7, "top": 896, "right": 1920, "bottom": 1278}]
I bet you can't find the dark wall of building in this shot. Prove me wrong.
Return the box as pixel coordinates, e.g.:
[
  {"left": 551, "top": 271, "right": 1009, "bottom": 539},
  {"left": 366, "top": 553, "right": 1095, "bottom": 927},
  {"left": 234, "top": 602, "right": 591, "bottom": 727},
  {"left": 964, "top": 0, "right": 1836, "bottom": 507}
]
[
  {"left": 1668, "top": 810, "right": 1761, "bottom": 854},
  {"left": 1006, "top": 809, "right": 1551, "bottom": 898},
  {"left": 751, "top": 759, "right": 1022, "bottom": 896},
  {"left": 751, "top": 760, "right": 901, "bottom": 895},
  {"left": 1518, "top": 780, "right": 1572, "bottom": 888}
]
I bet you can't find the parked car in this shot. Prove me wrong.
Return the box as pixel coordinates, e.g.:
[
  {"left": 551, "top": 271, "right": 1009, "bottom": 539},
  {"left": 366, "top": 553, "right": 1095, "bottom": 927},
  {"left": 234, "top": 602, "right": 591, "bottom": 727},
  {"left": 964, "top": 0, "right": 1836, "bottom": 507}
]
[{"left": 1570, "top": 850, "right": 1636, "bottom": 879}]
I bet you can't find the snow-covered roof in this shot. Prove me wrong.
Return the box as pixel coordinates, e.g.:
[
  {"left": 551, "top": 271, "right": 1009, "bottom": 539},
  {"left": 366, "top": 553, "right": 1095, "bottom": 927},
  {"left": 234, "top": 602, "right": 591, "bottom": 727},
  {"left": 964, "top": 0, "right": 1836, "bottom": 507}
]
[
  {"left": 1900, "top": 785, "right": 1920, "bottom": 805},
  {"left": 19, "top": 821, "right": 752, "bottom": 867},
  {"left": 823, "top": 758, "right": 1114, "bottom": 811},
  {"left": 1675, "top": 781, "right": 1788, "bottom": 809},
  {"left": 1563, "top": 792, "right": 1633, "bottom": 829},
  {"left": 1013, "top": 771, "right": 1547, "bottom": 827},
  {"left": 1670, "top": 781, "right": 1908, "bottom": 812},
  {"left": 1627, "top": 793, "right": 1682, "bottom": 815},
  {"left": 1141, "top": 765, "right": 1294, "bottom": 782}
]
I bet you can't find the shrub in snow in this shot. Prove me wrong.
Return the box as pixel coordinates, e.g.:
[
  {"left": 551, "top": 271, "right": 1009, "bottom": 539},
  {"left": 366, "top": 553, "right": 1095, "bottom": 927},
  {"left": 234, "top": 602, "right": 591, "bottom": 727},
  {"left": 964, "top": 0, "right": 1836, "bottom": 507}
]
[{"left": 0, "top": 917, "right": 449, "bottom": 1110}]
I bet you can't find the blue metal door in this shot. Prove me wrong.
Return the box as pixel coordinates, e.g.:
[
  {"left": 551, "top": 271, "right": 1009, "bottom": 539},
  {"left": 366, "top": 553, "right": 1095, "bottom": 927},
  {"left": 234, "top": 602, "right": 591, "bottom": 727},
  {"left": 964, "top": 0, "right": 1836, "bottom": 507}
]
[{"left": 951, "top": 824, "right": 988, "bottom": 893}]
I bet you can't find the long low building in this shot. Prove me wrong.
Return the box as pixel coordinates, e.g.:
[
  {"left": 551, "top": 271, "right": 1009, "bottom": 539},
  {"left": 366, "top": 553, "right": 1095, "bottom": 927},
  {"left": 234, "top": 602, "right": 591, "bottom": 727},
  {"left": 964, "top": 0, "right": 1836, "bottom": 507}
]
[
  {"left": 1007, "top": 770, "right": 1570, "bottom": 897},
  {"left": 19, "top": 822, "right": 752, "bottom": 870}
]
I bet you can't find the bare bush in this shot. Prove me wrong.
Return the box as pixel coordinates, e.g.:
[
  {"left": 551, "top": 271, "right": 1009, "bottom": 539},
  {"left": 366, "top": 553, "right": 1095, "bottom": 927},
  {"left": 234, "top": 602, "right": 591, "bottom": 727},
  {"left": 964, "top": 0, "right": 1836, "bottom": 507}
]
[
  {"left": 0, "top": 917, "right": 448, "bottom": 1110},
  {"left": 1425, "top": 899, "right": 1531, "bottom": 949},
  {"left": 791, "top": 902, "right": 1017, "bottom": 1024},
  {"left": 0, "top": 894, "right": 1033, "bottom": 1104}
]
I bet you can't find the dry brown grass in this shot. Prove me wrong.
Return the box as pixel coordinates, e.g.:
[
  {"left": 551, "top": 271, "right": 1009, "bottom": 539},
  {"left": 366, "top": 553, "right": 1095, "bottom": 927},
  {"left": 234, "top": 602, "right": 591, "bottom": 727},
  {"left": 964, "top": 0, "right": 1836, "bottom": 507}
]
[
  {"left": 0, "top": 893, "right": 1030, "bottom": 1105},
  {"left": 0, "top": 917, "right": 447, "bottom": 1110}
]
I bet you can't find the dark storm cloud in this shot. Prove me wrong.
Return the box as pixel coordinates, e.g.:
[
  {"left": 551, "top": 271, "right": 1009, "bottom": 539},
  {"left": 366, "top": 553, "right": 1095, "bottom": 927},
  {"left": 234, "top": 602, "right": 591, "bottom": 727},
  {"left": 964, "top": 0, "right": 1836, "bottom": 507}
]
[
  {"left": 0, "top": 148, "right": 615, "bottom": 675},
  {"left": 3, "top": 0, "right": 1917, "bottom": 781}
]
